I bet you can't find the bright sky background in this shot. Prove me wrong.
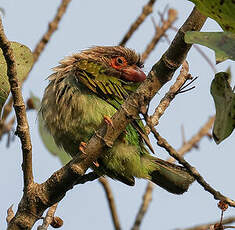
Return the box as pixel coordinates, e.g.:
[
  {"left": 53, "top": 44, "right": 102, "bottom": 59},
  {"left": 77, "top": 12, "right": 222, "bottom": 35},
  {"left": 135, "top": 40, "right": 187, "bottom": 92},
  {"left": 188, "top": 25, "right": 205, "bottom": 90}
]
[{"left": 0, "top": 0, "right": 235, "bottom": 229}]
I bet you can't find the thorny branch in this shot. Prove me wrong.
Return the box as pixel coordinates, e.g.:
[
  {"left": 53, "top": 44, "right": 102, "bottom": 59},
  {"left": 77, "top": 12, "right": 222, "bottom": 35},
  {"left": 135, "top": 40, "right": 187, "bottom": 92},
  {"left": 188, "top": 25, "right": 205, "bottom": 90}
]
[
  {"left": 6, "top": 7, "right": 207, "bottom": 230},
  {"left": 99, "top": 177, "right": 121, "bottom": 230},
  {"left": 119, "top": 0, "right": 156, "bottom": 46}
]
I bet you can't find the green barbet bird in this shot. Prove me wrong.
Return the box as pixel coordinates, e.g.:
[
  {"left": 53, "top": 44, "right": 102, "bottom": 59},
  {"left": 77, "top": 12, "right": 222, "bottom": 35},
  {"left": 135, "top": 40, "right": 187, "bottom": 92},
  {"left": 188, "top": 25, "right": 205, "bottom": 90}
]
[{"left": 41, "top": 46, "right": 194, "bottom": 194}]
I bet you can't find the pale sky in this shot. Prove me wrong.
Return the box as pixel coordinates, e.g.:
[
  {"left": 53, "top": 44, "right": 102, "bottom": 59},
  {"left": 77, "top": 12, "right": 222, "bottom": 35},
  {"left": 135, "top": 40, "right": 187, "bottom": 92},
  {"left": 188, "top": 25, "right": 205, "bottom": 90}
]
[{"left": 1, "top": 0, "right": 235, "bottom": 229}]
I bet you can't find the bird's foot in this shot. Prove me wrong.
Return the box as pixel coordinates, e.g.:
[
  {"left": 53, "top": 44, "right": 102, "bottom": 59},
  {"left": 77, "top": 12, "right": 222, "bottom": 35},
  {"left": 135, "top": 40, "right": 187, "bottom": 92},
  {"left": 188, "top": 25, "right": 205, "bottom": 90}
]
[
  {"left": 103, "top": 115, "right": 113, "bottom": 127},
  {"left": 79, "top": 142, "right": 99, "bottom": 167},
  {"left": 93, "top": 161, "right": 100, "bottom": 167},
  {"left": 79, "top": 141, "right": 87, "bottom": 154}
]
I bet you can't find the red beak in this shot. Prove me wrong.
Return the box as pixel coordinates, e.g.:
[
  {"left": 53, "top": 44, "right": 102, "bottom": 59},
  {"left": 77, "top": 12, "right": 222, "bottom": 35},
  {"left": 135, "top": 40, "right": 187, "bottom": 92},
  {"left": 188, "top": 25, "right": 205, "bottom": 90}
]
[{"left": 122, "top": 65, "right": 146, "bottom": 82}]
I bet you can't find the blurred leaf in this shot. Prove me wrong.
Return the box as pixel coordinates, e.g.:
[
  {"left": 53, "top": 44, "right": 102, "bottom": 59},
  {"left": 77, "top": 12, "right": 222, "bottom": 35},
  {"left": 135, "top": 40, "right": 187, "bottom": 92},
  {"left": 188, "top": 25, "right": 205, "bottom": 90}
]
[
  {"left": 188, "top": 0, "right": 235, "bottom": 32},
  {"left": 210, "top": 72, "right": 235, "bottom": 144},
  {"left": 0, "top": 41, "right": 33, "bottom": 115},
  {"left": 185, "top": 32, "right": 235, "bottom": 63},
  {"left": 30, "top": 93, "right": 71, "bottom": 165},
  {"left": 0, "top": 7, "right": 5, "bottom": 16}
]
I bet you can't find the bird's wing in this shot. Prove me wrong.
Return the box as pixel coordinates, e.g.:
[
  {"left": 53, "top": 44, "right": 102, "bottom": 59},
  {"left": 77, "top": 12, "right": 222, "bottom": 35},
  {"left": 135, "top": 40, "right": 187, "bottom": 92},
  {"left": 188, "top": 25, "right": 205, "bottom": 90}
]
[{"left": 76, "top": 68, "right": 154, "bottom": 154}]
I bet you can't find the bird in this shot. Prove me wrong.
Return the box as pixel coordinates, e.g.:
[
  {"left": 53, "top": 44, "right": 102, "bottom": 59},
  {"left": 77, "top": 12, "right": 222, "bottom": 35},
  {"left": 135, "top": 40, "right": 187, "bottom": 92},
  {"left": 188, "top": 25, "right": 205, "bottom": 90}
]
[{"left": 40, "top": 46, "right": 194, "bottom": 194}]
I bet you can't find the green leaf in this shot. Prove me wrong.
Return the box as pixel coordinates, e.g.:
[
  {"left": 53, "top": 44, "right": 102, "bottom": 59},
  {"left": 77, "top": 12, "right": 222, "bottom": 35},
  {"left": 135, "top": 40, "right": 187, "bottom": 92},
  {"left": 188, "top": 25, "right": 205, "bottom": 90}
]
[
  {"left": 185, "top": 32, "right": 235, "bottom": 63},
  {"left": 188, "top": 0, "right": 235, "bottom": 32},
  {"left": 210, "top": 72, "right": 235, "bottom": 144},
  {"left": 30, "top": 93, "right": 71, "bottom": 165},
  {"left": 0, "top": 41, "right": 33, "bottom": 115}
]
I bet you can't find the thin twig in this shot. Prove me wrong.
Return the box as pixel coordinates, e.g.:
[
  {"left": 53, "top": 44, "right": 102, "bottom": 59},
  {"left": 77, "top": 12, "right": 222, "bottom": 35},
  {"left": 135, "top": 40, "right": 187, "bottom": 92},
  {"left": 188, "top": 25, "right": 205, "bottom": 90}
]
[
  {"left": 37, "top": 203, "right": 59, "bottom": 230},
  {"left": 99, "top": 177, "right": 121, "bottom": 230},
  {"left": 193, "top": 44, "right": 216, "bottom": 73},
  {"left": 119, "top": 0, "right": 156, "bottom": 46},
  {"left": 145, "top": 60, "right": 191, "bottom": 134},
  {"left": 33, "top": 0, "right": 71, "bottom": 62},
  {"left": 177, "top": 216, "right": 235, "bottom": 230},
  {"left": 148, "top": 123, "right": 235, "bottom": 207},
  {"left": 131, "top": 183, "right": 154, "bottom": 230},
  {"left": 0, "top": 17, "right": 33, "bottom": 188},
  {"left": 168, "top": 116, "right": 215, "bottom": 163},
  {"left": 0, "top": 0, "right": 72, "bottom": 139},
  {"left": 133, "top": 115, "right": 214, "bottom": 230},
  {"left": 142, "top": 8, "right": 178, "bottom": 62},
  {"left": 132, "top": 9, "right": 206, "bottom": 228}
]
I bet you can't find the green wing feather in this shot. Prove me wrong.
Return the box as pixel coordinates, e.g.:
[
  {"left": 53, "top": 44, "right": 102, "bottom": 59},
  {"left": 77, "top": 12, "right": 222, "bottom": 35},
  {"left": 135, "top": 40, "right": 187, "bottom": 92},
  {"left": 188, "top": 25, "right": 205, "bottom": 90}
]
[{"left": 75, "top": 60, "right": 154, "bottom": 153}]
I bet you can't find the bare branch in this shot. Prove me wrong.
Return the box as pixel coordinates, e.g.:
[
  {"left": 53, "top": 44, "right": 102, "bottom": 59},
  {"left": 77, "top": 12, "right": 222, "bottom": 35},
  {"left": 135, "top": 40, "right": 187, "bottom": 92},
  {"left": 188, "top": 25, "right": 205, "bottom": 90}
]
[
  {"left": 142, "top": 8, "right": 178, "bottom": 62},
  {"left": 131, "top": 183, "right": 154, "bottom": 230},
  {"left": 178, "top": 216, "right": 235, "bottom": 230},
  {"left": 0, "top": 0, "right": 72, "bottom": 139},
  {"left": 147, "top": 123, "right": 235, "bottom": 207},
  {"left": 193, "top": 44, "right": 216, "bottom": 73},
  {"left": 33, "top": 0, "right": 71, "bottom": 62},
  {"left": 135, "top": 63, "right": 212, "bottom": 228},
  {"left": 145, "top": 60, "right": 190, "bottom": 134},
  {"left": 0, "top": 17, "right": 33, "bottom": 189},
  {"left": 168, "top": 116, "right": 215, "bottom": 163},
  {"left": 99, "top": 177, "right": 121, "bottom": 230},
  {"left": 119, "top": 0, "right": 156, "bottom": 46}
]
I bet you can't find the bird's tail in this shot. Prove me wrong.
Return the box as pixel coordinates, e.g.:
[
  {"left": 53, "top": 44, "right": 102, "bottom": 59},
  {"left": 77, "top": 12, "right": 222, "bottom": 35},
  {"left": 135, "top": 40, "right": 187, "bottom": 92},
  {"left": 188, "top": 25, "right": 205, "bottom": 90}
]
[{"left": 148, "top": 157, "right": 194, "bottom": 194}]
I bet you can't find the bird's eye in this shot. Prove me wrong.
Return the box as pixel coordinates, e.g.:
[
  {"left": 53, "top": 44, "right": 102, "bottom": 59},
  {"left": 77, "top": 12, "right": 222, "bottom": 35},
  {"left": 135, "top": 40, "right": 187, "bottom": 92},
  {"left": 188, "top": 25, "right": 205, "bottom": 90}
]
[
  {"left": 116, "top": 57, "right": 123, "bottom": 64},
  {"left": 111, "top": 56, "right": 127, "bottom": 69}
]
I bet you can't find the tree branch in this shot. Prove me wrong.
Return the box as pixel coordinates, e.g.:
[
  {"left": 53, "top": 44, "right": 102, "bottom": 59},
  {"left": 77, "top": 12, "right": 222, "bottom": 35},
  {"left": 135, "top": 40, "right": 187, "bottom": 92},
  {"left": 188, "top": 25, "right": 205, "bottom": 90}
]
[
  {"left": 0, "top": 0, "right": 72, "bottom": 139},
  {"left": 119, "top": 0, "right": 156, "bottom": 46},
  {"left": 142, "top": 8, "right": 178, "bottom": 61},
  {"left": 131, "top": 182, "right": 154, "bottom": 230},
  {"left": 0, "top": 18, "right": 33, "bottom": 189},
  {"left": 131, "top": 60, "right": 191, "bottom": 229},
  {"left": 7, "top": 7, "right": 207, "bottom": 230},
  {"left": 145, "top": 60, "right": 191, "bottom": 134},
  {"left": 178, "top": 216, "right": 235, "bottom": 230},
  {"left": 33, "top": 0, "right": 71, "bottom": 62},
  {"left": 168, "top": 116, "right": 215, "bottom": 163},
  {"left": 99, "top": 177, "right": 121, "bottom": 230},
  {"left": 148, "top": 123, "right": 235, "bottom": 207}
]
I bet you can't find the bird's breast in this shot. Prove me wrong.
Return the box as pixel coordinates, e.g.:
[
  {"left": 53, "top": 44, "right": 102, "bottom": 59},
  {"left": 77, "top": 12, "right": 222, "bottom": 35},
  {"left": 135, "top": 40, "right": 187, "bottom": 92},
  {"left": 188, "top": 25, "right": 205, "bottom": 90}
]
[{"left": 41, "top": 78, "right": 116, "bottom": 157}]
